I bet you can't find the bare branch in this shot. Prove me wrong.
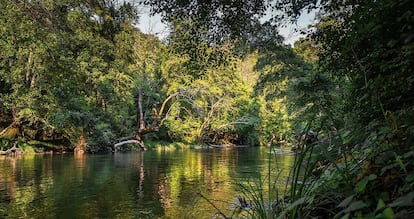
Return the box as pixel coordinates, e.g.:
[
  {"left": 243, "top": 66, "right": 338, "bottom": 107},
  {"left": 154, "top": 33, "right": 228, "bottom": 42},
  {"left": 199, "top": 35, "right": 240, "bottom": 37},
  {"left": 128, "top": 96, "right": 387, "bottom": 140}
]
[
  {"left": 159, "top": 101, "right": 179, "bottom": 126},
  {"left": 158, "top": 91, "right": 184, "bottom": 116},
  {"left": 198, "top": 97, "right": 227, "bottom": 134},
  {"left": 115, "top": 88, "right": 199, "bottom": 151},
  {"left": 216, "top": 116, "right": 252, "bottom": 130},
  {"left": 114, "top": 140, "right": 145, "bottom": 150}
]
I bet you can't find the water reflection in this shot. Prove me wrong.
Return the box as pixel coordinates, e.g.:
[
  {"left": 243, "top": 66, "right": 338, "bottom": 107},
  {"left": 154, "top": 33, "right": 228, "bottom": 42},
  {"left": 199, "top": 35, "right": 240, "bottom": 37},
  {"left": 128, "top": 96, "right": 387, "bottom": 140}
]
[{"left": 0, "top": 147, "right": 294, "bottom": 218}]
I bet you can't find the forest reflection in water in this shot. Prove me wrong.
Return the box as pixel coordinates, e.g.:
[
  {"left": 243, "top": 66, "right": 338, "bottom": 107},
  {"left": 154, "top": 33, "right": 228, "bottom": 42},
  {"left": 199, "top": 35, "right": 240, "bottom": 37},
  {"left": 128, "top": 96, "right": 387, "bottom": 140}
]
[{"left": 0, "top": 147, "right": 294, "bottom": 218}]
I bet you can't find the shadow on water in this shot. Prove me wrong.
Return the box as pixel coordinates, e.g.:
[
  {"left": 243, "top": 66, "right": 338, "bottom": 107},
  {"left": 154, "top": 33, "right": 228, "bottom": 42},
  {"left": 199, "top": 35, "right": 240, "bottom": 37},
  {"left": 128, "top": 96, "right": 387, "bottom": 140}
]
[{"left": 0, "top": 147, "right": 294, "bottom": 218}]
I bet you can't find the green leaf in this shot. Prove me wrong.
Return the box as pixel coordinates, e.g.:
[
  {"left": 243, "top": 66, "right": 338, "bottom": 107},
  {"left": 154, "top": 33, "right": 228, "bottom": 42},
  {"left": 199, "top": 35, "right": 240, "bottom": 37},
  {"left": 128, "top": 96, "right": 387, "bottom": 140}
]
[
  {"left": 368, "top": 174, "right": 377, "bottom": 180},
  {"left": 356, "top": 177, "right": 369, "bottom": 193},
  {"left": 356, "top": 174, "right": 377, "bottom": 193},
  {"left": 287, "top": 197, "right": 306, "bottom": 210},
  {"left": 376, "top": 199, "right": 386, "bottom": 211},
  {"left": 406, "top": 172, "right": 414, "bottom": 182},
  {"left": 380, "top": 207, "right": 394, "bottom": 219},
  {"left": 338, "top": 195, "right": 355, "bottom": 208},
  {"left": 343, "top": 200, "right": 368, "bottom": 213},
  {"left": 340, "top": 213, "right": 350, "bottom": 219},
  {"left": 389, "top": 191, "right": 414, "bottom": 207}
]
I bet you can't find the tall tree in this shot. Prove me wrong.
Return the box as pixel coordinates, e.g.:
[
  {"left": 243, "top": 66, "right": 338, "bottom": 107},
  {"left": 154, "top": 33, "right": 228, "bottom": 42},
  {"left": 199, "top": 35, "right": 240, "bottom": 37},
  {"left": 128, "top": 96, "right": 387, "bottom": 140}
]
[
  {"left": 0, "top": 0, "right": 142, "bottom": 152},
  {"left": 141, "top": 0, "right": 268, "bottom": 43}
]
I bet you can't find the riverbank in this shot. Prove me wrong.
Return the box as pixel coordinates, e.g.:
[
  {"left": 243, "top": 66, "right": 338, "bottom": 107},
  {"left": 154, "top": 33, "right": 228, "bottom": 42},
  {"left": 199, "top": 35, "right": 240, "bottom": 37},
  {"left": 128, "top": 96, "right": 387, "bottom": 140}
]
[
  {"left": 0, "top": 140, "right": 247, "bottom": 155},
  {"left": 1, "top": 138, "right": 295, "bottom": 156}
]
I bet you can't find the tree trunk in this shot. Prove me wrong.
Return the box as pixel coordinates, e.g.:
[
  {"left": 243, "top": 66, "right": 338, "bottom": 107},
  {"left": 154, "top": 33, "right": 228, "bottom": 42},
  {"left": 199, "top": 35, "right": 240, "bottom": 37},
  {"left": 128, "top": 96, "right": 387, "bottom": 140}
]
[
  {"left": 137, "top": 87, "right": 145, "bottom": 132},
  {"left": 114, "top": 139, "right": 145, "bottom": 151},
  {"left": 114, "top": 88, "right": 195, "bottom": 152},
  {"left": 74, "top": 132, "right": 86, "bottom": 154},
  {"left": 96, "top": 90, "right": 107, "bottom": 110}
]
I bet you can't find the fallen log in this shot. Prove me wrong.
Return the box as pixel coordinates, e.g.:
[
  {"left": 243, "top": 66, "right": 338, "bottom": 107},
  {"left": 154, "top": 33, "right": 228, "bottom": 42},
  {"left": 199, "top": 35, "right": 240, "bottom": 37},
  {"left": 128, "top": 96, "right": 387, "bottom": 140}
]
[
  {"left": 209, "top": 144, "right": 249, "bottom": 148},
  {"left": 114, "top": 140, "right": 145, "bottom": 151}
]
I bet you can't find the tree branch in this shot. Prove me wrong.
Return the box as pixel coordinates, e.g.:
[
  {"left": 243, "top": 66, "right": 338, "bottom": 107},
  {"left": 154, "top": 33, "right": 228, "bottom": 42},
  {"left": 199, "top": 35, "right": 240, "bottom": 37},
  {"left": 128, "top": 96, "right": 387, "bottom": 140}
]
[
  {"left": 114, "top": 140, "right": 145, "bottom": 150},
  {"left": 0, "top": 121, "right": 17, "bottom": 137},
  {"left": 216, "top": 117, "right": 251, "bottom": 129},
  {"left": 158, "top": 90, "right": 199, "bottom": 127},
  {"left": 158, "top": 91, "right": 183, "bottom": 116},
  {"left": 115, "top": 88, "right": 198, "bottom": 151}
]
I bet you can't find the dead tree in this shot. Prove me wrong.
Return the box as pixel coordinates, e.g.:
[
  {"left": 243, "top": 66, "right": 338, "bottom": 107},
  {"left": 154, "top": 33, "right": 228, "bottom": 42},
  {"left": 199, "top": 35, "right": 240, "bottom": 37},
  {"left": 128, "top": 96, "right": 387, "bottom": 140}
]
[{"left": 114, "top": 88, "right": 196, "bottom": 151}]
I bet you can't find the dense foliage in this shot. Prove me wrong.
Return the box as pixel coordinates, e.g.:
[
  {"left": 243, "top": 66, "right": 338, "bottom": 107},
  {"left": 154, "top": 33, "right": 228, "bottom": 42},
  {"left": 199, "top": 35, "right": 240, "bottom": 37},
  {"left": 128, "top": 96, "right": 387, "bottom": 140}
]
[
  {"left": 0, "top": 0, "right": 265, "bottom": 152},
  {"left": 0, "top": 0, "right": 144, "bottom": 152},
  {"left": 272, "top": 0, "right": 413, "bottom": 218},
  {"left": 1, "top": 0, "right": 413, "bottom": 217},
  {"left": 144, "top": 0, "right": 414, "bottom": 217}
]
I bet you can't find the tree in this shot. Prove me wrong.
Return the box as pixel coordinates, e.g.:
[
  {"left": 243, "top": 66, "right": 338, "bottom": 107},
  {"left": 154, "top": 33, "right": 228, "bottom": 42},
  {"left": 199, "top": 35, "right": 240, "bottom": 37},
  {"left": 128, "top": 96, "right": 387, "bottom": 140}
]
[
  {"left": 0, "top": 0, "right": 142, "bottom": 152},
  {"left": 141, "top": 0, "right": 268, "bottom": 43},
  {"left": 0, "top": 0, "right": 62, "bottom": 146},
  {"left": 114, "top": 88, "right": 197, "bottom": 149},
  {"left": 130, "top": 19, "right": 260, "bottom": 146},
  {"left": 269, "top": 0, "right": 414, "bottom": 217}
]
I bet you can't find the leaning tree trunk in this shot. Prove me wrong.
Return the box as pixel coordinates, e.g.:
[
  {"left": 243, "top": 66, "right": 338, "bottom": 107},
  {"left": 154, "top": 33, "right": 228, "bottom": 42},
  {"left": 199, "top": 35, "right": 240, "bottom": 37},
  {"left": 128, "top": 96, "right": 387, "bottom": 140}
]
[
  {"left": 0, "top": 108, "right": 19, "bottom": 138},
  {"left": 113, "top": 88, "right": 195, "bottom": 151}
]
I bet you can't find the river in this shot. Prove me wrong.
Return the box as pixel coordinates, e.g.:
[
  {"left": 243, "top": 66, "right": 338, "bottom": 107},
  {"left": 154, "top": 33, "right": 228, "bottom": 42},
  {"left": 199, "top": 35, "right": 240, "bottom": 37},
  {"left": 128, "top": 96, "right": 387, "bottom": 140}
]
[{"left": 0, "top": 147, "right": 294, "bottom": 218}]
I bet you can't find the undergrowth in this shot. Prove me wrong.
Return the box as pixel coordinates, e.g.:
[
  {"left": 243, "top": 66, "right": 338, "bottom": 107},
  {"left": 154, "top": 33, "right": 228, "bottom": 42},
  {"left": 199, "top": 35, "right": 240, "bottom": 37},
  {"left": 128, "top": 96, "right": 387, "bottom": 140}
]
[{"left": 232, "top": 110, "right": 414, "bottom": 218}]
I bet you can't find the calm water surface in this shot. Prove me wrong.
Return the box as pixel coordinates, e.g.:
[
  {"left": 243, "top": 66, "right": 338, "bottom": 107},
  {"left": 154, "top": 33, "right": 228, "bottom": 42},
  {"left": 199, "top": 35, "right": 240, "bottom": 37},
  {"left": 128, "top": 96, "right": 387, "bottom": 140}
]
[{"left": 0, "top": 147, "right": 294, "bottom": 218}]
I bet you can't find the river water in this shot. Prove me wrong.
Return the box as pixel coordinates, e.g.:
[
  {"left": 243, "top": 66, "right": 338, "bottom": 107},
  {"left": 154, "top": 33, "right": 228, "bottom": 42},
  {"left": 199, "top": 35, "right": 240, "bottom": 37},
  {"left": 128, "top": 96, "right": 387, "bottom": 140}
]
[{"left": 0, "top": 147, "right": 294, "bottom": 218}]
